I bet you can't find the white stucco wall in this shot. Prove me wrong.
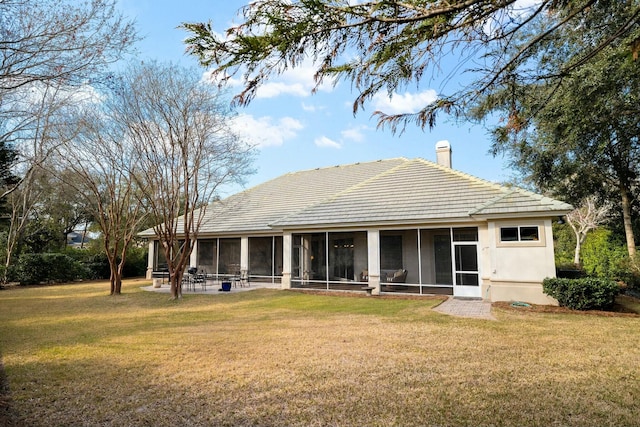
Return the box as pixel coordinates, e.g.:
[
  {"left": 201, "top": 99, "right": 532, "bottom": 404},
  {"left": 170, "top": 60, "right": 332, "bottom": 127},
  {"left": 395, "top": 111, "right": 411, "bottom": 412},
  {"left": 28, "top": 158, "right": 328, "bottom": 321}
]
[{"left": 483, "top": 219, "right": 559, "bottom": 305}]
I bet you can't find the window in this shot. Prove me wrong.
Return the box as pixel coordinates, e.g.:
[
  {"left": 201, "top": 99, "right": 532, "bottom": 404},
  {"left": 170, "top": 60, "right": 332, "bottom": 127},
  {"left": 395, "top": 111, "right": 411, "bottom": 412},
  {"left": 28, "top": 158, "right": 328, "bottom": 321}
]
[
  {"left": 500, "top": 226, "right": 539, "bottom": 242},
  {"left": 520, "top": 226, "right": 540, "bottom": 241}
]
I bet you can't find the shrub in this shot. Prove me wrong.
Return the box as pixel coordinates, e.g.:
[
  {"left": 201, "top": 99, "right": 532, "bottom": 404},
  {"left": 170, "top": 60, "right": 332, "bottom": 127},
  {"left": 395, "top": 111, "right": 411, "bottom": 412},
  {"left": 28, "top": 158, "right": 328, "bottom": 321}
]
[
  {"left": 542, "top": 277, "right": 620, "bottom": 311},
  {"left": 80, "top": 252, "right": 111, "bottom": 280},
  {"left": 552, "top": 223, "right": 575, "bottom": 267},
  {"left": 122, "top": 246, "right": 148, "bottom": 278},
  {"left": 581, "top": 228, "right": 627, "bottom": 279},
  {"left": 15, "top": 253, "right": 89, "bottom": 285},
  {"left": 65, "top": 248, "right": 148, "bottom": 280}
]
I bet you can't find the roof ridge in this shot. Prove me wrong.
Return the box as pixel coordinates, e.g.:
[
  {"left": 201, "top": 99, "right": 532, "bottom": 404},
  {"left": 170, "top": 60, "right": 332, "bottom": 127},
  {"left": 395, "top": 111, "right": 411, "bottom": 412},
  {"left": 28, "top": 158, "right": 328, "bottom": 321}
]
[
  {"left": 284, "top": 157, "right": 408, "bottom": 177},
  {"left": 410, "top": 158, "right": 573, "bottom": 215},
  {"left": 267, "top": 158, "right": 409, "bottom": 226},
  {"left": 324, "top": 158, "right": 412, "bottom": 200},
  {"left": 222, "top": 158, "right": 410, "bottom": 201},
  {"left": 413, "top": 157, "right": 507, "bottom": 191},
  {"left": 467, "top": 189, "right": 516, "bottom": 216}
]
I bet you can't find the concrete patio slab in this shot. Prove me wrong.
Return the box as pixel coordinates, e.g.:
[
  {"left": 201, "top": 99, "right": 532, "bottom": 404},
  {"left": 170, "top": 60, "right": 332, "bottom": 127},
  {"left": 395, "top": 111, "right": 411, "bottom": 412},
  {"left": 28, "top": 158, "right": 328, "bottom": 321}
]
[{"left": 433, "top": 297, "right": 496, "bottom": 320}]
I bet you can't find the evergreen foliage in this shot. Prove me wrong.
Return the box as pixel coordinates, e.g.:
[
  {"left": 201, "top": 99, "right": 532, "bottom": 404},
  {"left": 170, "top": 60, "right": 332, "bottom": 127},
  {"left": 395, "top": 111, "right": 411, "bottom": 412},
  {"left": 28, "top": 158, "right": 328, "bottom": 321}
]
[
  {"left": 542, "top": 277, "right": 620, "bottom": 311},
  {"left": 183, "top": 1, "right": 640, "bottom": 131}
]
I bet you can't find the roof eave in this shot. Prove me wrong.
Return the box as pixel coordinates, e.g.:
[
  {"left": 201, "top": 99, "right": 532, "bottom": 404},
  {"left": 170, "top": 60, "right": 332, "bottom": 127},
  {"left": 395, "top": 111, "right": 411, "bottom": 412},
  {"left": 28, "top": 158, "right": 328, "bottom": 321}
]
[
  {"left": 470, "top": 209, "right": 573, "bottom": 221},
  {"left": 274, "top": 216, "right": 485, "bottom": 231}
]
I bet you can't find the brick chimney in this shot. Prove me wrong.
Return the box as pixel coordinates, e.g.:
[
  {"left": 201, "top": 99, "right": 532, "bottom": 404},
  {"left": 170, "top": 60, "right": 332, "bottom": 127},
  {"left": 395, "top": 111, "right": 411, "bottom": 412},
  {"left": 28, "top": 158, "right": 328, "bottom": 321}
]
[{"left": 435, "top": 140, "right": 452, "bottom": 168}]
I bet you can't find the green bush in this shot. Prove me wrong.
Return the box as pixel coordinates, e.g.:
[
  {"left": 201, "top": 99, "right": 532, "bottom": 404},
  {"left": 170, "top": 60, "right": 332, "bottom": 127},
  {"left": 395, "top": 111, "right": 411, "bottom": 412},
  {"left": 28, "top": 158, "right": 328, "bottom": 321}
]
[
  {"left": 552, "top": 223, "right": 575, "bottom": 267},
  {"left": 64, "top": 248, "right": 148, "bottom": 280},
  {"left": 542, "top": 277, "right": 620, "bottom": 311},
  {"left": 80, "top": 252, "right": 111, "bottom": 280},
  {"left": 122, "top": 246, "right": 148, "bottom": 278},
  {"left": 15, "top": 253, "right": 89, "bottom": 285},
  {"left": 581, "top": 228, "right": 627, "bottom": 279}
]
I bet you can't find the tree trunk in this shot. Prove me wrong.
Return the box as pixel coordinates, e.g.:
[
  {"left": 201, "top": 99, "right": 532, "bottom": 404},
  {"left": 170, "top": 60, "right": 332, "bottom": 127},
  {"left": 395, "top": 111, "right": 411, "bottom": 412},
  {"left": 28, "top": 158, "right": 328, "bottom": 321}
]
[
  {"left": 169, "top": 273, "right": 183, "bottom": 299},
  {"left": 108, "top": 259, "right": 122, "bottom": 295},
  {"left": 112, "top": 276, "right": 122, "bottom": 295},
  {"left": 110, "top": 272, "right": 116, "bottom": 295},
  {"left": 574, "top": 237, "right": 581, "bottom": 266},
  {"left": 620, "top": 183, "right": 636, "bottom": 258}
]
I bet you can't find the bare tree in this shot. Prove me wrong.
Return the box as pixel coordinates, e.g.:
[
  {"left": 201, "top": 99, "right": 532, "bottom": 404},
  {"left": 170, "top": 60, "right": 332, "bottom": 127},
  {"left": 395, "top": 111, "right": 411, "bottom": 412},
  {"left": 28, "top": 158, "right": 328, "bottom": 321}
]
[
  {"left": 0, "top": 0, "right": 136, "bottom": 199},
  {"left": 2, "top": 166, "right": 47, "bottom": 283},
  {"left": 566, "top": 196, "right": 611, "bottom": 267},
  {"left": 0, "top": 81, "right": 81, "bottom": 283},
  {"left": 54, "top": 103, "right": 147, "bottom": 295},
  {"left": 0, "top": 0, "right": 135, "bottom": 91},
  {"left": 107, "top": 62, "right": 253, "bottom": 299}
]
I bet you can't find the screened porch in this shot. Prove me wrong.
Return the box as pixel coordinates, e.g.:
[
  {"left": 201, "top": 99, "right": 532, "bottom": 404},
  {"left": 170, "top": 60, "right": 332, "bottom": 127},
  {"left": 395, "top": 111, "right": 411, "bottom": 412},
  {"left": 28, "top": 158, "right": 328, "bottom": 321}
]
[
  {"left": 290, "top": 227, "right": 480, "bottom": 296},
  {"left": 152, "top": 236, "right": 284, "bottom": 284}
]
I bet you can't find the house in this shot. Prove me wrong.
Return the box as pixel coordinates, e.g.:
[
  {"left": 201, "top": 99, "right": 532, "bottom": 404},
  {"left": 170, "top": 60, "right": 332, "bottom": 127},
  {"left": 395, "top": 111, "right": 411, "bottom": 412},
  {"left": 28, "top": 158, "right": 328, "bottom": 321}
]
[
  {"left": 66, "top": 230, "right": 91, "bottom": 249},
  {"left": 142, "top": 142, "right": 573, "bottom": 304}
]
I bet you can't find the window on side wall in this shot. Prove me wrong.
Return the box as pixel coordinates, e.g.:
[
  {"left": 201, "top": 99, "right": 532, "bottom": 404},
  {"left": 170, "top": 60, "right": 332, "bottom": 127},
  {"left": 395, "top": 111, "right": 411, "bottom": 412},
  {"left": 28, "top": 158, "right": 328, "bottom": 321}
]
[{"left": 500, "top": 226, "right": 539, "bottom": 242}]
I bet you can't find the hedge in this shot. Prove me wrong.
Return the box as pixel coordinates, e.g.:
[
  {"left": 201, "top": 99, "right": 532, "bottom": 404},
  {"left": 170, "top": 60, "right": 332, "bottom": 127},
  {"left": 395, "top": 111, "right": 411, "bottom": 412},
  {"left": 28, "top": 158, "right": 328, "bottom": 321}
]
[
  {"left": 12, "top": 249, "right": 149, "bottom": 285},
  {"left": 542, "top": 277, "right": 620, "bottom": 311},
  {"left": 14, "top": 253, "right": 88, "bottom": 285}
]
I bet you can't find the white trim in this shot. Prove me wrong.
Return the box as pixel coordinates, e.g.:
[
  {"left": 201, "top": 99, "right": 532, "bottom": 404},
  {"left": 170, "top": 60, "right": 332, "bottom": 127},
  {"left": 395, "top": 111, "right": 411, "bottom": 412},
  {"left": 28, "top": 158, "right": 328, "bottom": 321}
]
[
  {"left": 452, "top": 228, "right": 482, "bottom": 298},
  {"left": 495, "top": 220, "right": 546, "bottom": 248}
]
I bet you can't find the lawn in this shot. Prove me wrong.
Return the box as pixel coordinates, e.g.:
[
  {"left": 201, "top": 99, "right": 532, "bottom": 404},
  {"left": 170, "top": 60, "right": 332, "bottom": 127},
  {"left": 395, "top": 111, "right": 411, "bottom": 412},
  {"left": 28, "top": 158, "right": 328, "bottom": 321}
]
[{"left": 0, "top": 279, "right": 639, "bottom": 427}]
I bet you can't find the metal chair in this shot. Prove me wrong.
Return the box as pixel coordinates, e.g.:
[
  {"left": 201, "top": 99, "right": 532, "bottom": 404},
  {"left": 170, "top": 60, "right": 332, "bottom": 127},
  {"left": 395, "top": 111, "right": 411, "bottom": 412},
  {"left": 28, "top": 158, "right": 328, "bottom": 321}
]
[{"left": 239, "top": 270, "right": 250, "bottom": 287}]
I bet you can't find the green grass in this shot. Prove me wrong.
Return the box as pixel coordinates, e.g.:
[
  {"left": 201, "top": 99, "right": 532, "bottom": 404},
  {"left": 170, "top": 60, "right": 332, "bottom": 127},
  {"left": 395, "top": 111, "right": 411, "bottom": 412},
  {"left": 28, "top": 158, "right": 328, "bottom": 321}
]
[{"left": 1, "top": 279, "right": 639, "bottom": 426}]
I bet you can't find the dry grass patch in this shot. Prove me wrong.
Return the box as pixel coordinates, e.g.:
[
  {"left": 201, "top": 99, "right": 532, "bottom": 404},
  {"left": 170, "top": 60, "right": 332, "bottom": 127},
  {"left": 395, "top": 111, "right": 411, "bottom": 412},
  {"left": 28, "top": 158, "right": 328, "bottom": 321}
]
[{"left": 1, "top": 280, "right": 639, "bottom": 426}]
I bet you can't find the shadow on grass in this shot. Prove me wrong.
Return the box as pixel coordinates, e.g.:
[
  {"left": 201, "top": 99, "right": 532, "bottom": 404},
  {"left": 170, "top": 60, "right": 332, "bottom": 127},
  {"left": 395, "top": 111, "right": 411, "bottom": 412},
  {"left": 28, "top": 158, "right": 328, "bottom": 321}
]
[{"left": 0, "top": 356, "right": 17, "bottom": 426}]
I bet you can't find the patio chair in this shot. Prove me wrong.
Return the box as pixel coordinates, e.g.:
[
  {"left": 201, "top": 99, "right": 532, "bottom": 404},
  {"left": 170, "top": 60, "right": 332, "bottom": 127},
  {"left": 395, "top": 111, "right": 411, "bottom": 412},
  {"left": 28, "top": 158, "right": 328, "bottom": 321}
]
[
  {"left": 239, "top": 270, "right": 250, "bottom": 287},
  {"left": 386, "top": 269, "right": 407, "bottom": 283},
  {"left": 182, "top": 268, "right": 197, "bottom": 291},
  {"left": 231, "top": 271, "right": 242, "bottom": 288}
]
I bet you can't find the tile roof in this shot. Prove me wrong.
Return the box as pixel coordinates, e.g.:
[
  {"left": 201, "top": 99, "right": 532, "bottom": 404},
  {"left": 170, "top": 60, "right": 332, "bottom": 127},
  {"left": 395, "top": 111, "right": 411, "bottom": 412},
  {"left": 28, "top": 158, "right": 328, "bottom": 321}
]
[{"left": 140, "top": 157, "right": 573, "bottom": 236}]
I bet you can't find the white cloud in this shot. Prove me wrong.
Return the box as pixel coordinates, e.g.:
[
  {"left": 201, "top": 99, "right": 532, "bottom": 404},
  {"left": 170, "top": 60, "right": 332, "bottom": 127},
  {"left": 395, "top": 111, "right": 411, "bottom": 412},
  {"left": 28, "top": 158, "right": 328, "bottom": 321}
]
[
  {"left": 232, "top": 114, "right": 303, "bottom": 148},
  {"left": 201, "top": 70, "right": 242, "bottom": 88},
  {"left": 340, "top": 125, "right": 369, "bottom": 143},
  {"left": 301, "top": 102, "right": 325, "bottom": 112},
  {"left": 257, "top": 81, "right": 308, "bottom": 98},
  {"left": 372, "top": 89, "right": 438, "bottom": 115},
  {"left": 314, "top": 136, "right": 341, "bottom": 149},
  {"left": 254, "top": 60, "right": 335, "bottom": 99},
  {"left": 514, "top": 0, "right": 542, "bottom": 8},
  {"left": 202, "top": 49, "right": 336, "bottom": 100}
]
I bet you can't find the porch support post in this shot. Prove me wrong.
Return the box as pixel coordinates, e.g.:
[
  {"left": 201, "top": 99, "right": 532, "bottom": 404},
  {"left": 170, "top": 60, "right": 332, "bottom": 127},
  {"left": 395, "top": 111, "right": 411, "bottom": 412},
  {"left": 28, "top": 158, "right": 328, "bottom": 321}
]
[
  {"left": 282, "top": 232, "right": 292, "bottom": 289},
  {"left": 240, "top": 236, "right": 249, "bottom": 272},
  {"left": 190, "top": 240, "right": 198, "bottom": 268},
  {"left": 367, "top": 229, "right": 381, "bottom": 295},
  {"left": 146, "top": 240, "right": 154, "bottom": 279}
]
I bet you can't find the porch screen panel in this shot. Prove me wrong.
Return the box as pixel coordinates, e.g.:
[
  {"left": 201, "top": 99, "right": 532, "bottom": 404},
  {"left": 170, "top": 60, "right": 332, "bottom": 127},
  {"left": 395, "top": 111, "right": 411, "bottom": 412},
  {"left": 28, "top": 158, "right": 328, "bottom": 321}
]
[
  {"left": 326, "top": 231, "right": 366, "bottom": 283},
  {"left": 292, "top": 233, "right": 326, "bottom": 282},
  {"left": 249, "top": 237, "right": 272, "bottom": 276},
  {"left": 310, "top": 233, "right": 327, "bottom": 281},
  {"left": 273, "top": 237, "right": 283, "bottom": 276},
  {"left": 219, "top": 238, "right": 241, "bottom": 274},
  {"left": 433, "top": 234, "right": 453, "bottom": 285},
  {"left": 329, "top": 233, "right": 354, "bottom": 281},
  {"left": 453, "top": 227, "right": 478, "bottom": 242},
  {"left": 197, "top": 240, "right": 217, "bottom": 274},
  {"left": 380, "top": 234, "right": 403, "bottom": 270},
  {"left": 292, "top": 235, "right": 302, "bottom": 280},
  {"left": 153, "top": 240, "right": 168, "bottom": 271}
]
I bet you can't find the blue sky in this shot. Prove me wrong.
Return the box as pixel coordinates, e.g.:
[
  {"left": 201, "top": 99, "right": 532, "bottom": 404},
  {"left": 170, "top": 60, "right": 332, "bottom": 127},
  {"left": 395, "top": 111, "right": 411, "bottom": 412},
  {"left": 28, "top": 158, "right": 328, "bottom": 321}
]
[{"left": 116, "top": 0, "right": 513, "bottom": 195}]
